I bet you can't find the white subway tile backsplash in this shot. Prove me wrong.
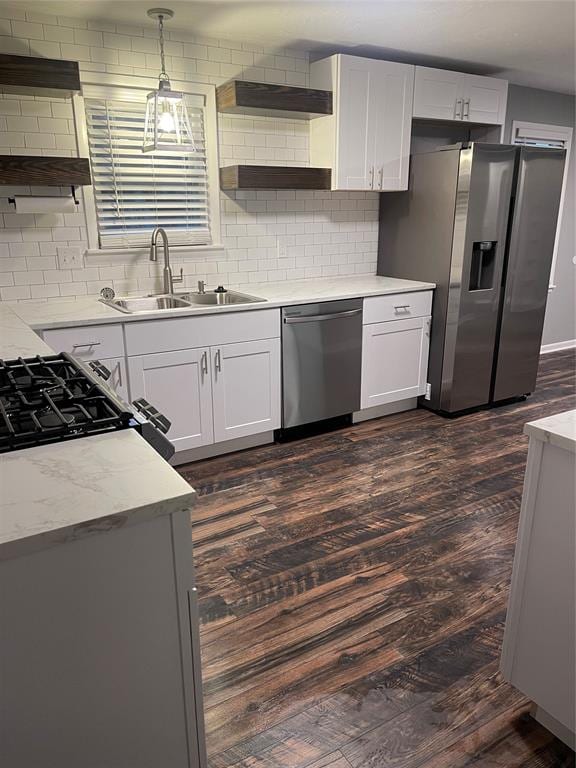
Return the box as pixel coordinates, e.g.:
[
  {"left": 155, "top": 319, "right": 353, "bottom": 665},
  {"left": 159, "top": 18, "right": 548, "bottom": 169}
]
[{"left": 0, "top": 8, "right": 377, "bottom": 301}]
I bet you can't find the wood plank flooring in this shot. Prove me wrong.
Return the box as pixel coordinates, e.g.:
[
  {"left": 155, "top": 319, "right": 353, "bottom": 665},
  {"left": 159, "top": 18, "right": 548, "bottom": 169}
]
[{"left": 178, "top": 350, "right": 576, "bottom": 768}]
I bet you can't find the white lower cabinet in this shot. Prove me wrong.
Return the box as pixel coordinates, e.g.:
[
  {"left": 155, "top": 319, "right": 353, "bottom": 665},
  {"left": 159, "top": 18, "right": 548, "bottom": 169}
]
[
  {"left": 127, "top": 338, "right": 281, "bottom": 455},
  {"left": 361, "top": 316, "right": 430, "bottom": 409},
  {"left": 99, "top": 356, "right": 129, "bottom": 402},
  {"left": 128, "top": 348, "right": 214, "bottom": 452},
  {"left": 212, "top": 339, "right": 281, "bottom": 443}
]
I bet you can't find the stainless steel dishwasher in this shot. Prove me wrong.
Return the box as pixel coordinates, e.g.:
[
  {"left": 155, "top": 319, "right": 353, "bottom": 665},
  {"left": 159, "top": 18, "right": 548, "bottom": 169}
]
[{"left": 282, "top": 298, "right": 363, "bottom": 428}]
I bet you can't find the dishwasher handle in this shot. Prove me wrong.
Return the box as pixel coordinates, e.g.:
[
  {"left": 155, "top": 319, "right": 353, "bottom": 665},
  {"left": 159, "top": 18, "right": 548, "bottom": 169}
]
[{"left": 283, "top": 308, "right": 362, "bottom": 324}]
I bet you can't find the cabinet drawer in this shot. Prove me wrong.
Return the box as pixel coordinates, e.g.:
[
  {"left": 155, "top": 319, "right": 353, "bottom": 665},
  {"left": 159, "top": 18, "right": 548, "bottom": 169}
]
[
  {"left": 363, "top": 291, "right": 432, "bottom": 325},
  {"left": 125, "top": 309, "right": 281, "bottom": 356},
  {"left": 42, "top": 324, "right": 125, "bottom": 360}
]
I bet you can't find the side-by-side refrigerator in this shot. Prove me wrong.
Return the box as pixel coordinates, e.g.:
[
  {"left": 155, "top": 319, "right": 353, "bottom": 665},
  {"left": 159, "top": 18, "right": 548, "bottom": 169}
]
[{"left": 377, "top": 142, "right": 566, "bottom": 414}]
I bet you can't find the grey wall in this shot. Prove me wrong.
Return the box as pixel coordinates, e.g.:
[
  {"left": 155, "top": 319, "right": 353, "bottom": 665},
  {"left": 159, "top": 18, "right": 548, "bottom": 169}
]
[{"left": 505, "top": 84, "right": 575, "bottom": 346}]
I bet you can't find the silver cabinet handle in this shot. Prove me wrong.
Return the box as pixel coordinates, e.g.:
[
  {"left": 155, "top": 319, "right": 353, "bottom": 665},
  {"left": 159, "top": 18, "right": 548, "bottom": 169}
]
[
  {"left": 215, "top": 349, "right": 221, "bottom": 373},
  {"left": 284, "top": 308, "right": 362, "bottom": 324},
  {"left": 394, "top": 304, "right": 411, "bottom": 312},
  {"left": 378, "top": 167, "right": 383, "bottom": 189},
  {"left": 368, "top": 167, "right": 374, "bottom": 189},
  {"left": 463, "top": 98, "right": 470, "bottom": 119},
  {"left": 201, "top": 350, "right": 208, "bottom": 375},
  {"left": 72, "top": 341, "right": 101, "bottom": 349},
  {"left": 455, "top": 98, "right": 463, "bottom": 119}
]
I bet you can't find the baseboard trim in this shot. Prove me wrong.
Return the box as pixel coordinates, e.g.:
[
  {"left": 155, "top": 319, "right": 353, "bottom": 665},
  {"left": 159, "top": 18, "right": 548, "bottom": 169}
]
[
  {"left": 352, "top": 398, "right": 418, "bottom": 423},
  {"left": 540, "top": 339, "right": 576, "bottom": 354},
  {"left": 170, "top": 431, "right": 274, "bottom": 466},
  {"left": 532, "top": 704, "right": 575, "bottom": 750}
]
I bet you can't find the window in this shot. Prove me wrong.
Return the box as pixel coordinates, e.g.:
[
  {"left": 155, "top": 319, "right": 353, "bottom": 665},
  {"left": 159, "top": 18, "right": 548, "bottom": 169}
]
[
  {"left": 75, "top": 76, "right": 220, "bottom": 253},
  {"left": 511, "top": 120, "right": 573, "bottom": 289}
]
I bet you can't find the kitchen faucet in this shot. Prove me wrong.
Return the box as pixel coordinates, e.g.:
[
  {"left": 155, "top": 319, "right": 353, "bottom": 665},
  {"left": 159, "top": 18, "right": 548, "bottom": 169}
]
[{"left": 149, "top": 227, "right": 183, "bottom": 295}]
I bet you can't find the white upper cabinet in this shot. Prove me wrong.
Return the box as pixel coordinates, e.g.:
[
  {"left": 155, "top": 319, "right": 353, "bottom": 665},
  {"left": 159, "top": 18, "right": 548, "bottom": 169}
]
[
  {"left": 464, "top": 74, "right": 508, "bottom": 125},
  {"left": 310, "top": 54, "right": 414, "bottom": 191},
  {"left": 413, "top": 67, "right": 463, "bottom": 121},
  {"left": 413, "top": 66, "right": 507, "bottom": 125}
]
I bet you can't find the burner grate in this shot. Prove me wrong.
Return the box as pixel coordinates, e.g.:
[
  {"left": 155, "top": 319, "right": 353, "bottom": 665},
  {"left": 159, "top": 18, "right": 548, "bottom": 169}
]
[{"left": 0, "top": 354, "right": 133, "bottom": 453}]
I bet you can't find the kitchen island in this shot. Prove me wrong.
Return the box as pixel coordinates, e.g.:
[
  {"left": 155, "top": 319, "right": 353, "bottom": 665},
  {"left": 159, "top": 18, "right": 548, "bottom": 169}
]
[
  {"left": 501, "top": 409, "right": 576, "bottom": 749},
  {"left": 0, "top": 306, "right": 207, "bottom": 768}
]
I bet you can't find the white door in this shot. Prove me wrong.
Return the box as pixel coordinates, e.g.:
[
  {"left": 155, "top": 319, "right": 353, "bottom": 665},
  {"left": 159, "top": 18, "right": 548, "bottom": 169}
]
[
  {"left": 361, "top": 317, "right": 430, "bottom": 409},
  {"left": 464, "top": 75, "right": 508, "bottom": 125},
  {"left": 99, "top": 356, "right": 129, "bottom": 402},
  {"left": 371, "top": 61, "right": 414, "bottom": 190},
  {"left": 413, "top": 66, "right": 464, "bottom": 121},
  {"left": 128, "top": 348, "right": 213, "bottom": 452},
  {"left": 211, "top": 338, "right": 280, "bottom": 443},
  {"left": 335, "top": 55, "right": 379, "bottom": 190}
]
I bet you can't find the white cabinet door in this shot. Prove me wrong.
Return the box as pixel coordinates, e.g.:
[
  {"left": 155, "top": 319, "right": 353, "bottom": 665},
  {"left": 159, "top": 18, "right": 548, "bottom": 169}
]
[
  {"left": 128, "top": 348, "right": 213, "bottom": 452},
  {"left": 312, "top": 55, "right": 414, "bottom": 191},
  {"left": 361, "top": 317, "right": 430, "bottom": 409},
  {"left": 211, "top": 338, "right": 280, "bottom": 443},
  {"left": 335, "top": 55, "right": 378, "bottom": 190},
  {"left": 413, "top": 66, "right": 464, "bottom": 121},
  {"left": 464, "top": 74, "right": 508, "bottom": 125},
  {"left": 371, "top": 60, "right": 414, "bottom": 190},
  {"left": 99, "top": 356, "right": 129, "bottom": 402}
]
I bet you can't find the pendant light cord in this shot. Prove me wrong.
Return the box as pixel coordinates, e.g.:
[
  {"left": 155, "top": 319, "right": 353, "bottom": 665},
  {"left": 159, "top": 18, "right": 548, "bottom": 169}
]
[{"left": 157, "top": 14, "right": 169, "bottom": 81}]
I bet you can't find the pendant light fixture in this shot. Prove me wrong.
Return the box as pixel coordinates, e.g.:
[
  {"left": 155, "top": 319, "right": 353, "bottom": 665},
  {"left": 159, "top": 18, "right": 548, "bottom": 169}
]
[{"left": 143, "top": 8, "right": 196, "bottom": 153}]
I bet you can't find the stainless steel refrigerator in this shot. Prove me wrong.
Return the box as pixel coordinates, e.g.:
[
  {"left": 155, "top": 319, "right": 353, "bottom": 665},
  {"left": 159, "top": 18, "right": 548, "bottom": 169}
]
[{"left": 377, "top": 142, "right": 566, "bottom": 414}]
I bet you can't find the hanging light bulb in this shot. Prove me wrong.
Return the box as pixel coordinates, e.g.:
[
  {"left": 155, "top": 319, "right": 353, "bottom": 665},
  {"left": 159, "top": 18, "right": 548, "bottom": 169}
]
[{"left": 142, "top": 8, "right": 197, "bottom": 153}]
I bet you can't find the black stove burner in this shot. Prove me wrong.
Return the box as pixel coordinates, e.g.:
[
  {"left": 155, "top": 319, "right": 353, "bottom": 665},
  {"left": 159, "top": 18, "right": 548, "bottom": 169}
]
[{"left": 0, "top": 354, "right": 133, "bottom": 453}]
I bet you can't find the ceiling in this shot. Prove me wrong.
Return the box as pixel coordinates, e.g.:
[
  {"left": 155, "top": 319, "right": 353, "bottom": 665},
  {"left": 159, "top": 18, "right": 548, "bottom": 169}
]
[{"left": 10, "top": 0, "right": 576, "bottom": 94}]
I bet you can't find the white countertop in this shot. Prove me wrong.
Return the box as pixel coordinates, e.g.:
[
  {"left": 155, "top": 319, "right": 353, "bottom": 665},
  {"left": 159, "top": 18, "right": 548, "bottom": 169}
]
[
  {"left": 0, "top": 274, "right": 434, "bottom": 558},
  {"left": 0, "top": 430, "right": 196, "bottom": 561},
  {"left": 0, "top": 303, "right": 53, "bottom": 358},
  {"left": 9, "top": 275, "right": 435, "bottom": 330},
  {"left": 524, "top": 410, "right": 576, "bottom": 454},
  {"left": 0, "top": 303, "right": 197, "bottom": 560}
]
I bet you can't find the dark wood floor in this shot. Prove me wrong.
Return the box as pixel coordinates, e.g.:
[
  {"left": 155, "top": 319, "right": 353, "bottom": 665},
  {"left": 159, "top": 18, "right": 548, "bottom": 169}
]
[{"left": 178, "top": 350, "right": 576, "bottom": 768}]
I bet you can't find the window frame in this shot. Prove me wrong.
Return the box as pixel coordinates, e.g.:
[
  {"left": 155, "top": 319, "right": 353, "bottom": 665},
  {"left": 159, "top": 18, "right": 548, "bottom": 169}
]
[
  {"left": 511, "top": 120, "right": 573, "bottom": 291},
  {"left": 73, "top": 72, "right": 222, "bottom": 258}
]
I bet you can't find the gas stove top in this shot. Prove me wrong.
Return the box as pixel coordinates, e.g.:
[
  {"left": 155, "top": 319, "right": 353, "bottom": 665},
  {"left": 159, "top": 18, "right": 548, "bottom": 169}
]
[{"left": 0, "top": 353, "right": 173, "bottom": 458}]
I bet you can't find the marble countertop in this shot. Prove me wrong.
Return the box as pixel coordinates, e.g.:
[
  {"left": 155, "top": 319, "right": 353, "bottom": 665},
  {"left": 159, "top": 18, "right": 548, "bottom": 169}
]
[
  {"left": 0, "top": 303, "right": 197, "bottom": 560},
  {"left": 9, "top": 275, "right": 435, "bottom": 330},
  {"left": 0, "top": 274, "right": 434, "bottom": 558},
  {"left": 0, "top": 303, "right": 53, "bottom": 359},
  {"left": 0, "top": 431, "right": 196, "bottom": 561},
  {"left": 524, "top": 410, "right": 576, "bottom": 454}
]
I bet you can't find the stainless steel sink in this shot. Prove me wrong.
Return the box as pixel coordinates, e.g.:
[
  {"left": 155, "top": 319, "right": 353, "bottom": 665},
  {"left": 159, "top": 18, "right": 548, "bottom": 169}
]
[
  {"left": 100, "top": 288, "right": 266, "bottom": 314},
  {"left": 178, "top": 289, "right": 266, "bottom": 306},
  {"left": 101, "top": 294, "right": 193, "bottom": 314}
]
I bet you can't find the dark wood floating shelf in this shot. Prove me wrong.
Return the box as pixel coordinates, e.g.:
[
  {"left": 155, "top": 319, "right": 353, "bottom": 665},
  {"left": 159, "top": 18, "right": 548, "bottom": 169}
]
[
  {"left": 0, "top": 53, "right": 81, "bottom": 97},
  {"left": 0, "top": 156, "right": 91, "bottom": 186},
  {"left": 216, "top": 80, "right": 332, "bottom": 119},
  {"left": 220, "top": 165, "right": 331, "bottom": 191}
]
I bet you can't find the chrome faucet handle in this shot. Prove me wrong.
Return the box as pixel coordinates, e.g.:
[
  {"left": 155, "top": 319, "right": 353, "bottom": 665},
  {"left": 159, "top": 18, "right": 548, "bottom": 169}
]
[
  {"left": 173, "top": 267, "right": 184, "bottom": 284},
  {"left": 197, "top": 280, "right": 206, "bottom": 294}
]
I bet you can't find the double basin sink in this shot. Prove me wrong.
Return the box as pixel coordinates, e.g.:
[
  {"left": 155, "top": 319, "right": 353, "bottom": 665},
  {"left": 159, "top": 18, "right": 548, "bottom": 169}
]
[{"left": 101, "top": 289, "right": 266, "bottom": 314}]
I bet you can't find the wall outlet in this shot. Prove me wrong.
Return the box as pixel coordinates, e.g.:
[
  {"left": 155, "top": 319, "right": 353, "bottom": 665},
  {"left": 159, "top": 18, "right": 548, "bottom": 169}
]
[
  {"left": 57, "top": 246, "right": 84, "bottom": 270},
  {"left": 277, "top": 239, "right": 286, "bottom": 259}
]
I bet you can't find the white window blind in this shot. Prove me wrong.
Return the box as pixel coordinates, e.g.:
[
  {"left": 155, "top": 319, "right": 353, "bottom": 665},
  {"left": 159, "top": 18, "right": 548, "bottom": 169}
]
[{"left": 85, "top": 90, "right": 211, "bottom": 249}]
